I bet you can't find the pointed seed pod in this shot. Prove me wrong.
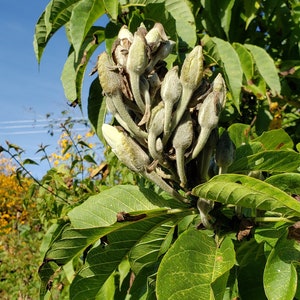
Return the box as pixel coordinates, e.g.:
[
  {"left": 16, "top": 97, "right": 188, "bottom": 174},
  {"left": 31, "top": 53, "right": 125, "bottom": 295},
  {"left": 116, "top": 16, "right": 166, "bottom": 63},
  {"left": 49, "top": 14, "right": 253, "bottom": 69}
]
[
  {"left": 190, "top": 73, "right": 226, "bottom": 160},
  {"left": 170, "top": 46, "right": 204, "bottom": 137},
  {"left": 172, "top": 112, "right": 193, "bottom": 187},
  {"left": 102, "top": 124, "right": 150, "bottom": 173},
  {"left": 161, "top": 66, "right": 182, "bottom": 143}
]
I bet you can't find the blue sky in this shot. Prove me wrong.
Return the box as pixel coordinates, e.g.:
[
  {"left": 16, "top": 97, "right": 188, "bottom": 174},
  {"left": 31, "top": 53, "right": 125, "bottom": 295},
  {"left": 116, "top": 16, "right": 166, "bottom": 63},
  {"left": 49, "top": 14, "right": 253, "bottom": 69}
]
[{"left": 0, "top": 1, "right": 106, "bottom": 177}]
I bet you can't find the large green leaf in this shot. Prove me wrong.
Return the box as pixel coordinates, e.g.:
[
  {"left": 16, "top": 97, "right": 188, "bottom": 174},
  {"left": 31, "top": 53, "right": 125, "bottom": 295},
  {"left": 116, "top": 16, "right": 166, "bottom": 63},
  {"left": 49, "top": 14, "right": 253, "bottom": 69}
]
[
  {"left": 228, "top": 150, "right": 300, "bottom": 173},
  {"left": 69, "top": 213, "right": 178, "bottom": 300},
  {"left": 210, "top": 37, "right": 243, "bottom": 110},
  {"left": 156, "top": 229, "right": 235, "bottom": 300},
  {"left": 245, "top": 44, "right": 281, "bottom": 95},
  {"left": 69, "top": 0, "right": 105, "bottom": 60},
  {"left": 192, "top": 174, "right": 300, "bottom": 217},
  {"left": 61, "top": 26, "right": 105, "bottom": 102},
  {"left": 264, "top": 235, "right": 300, "bottom": 300},
  {"left": 33, "top": 0, "right": 81, "bottom": 62}
]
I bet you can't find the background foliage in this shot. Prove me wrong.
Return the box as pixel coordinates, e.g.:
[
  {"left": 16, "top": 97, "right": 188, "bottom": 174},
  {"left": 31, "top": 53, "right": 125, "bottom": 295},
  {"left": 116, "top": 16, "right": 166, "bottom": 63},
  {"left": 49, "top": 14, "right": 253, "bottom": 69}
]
[{"left": 2, "top": 0, "right": 300, "bottom": 299}]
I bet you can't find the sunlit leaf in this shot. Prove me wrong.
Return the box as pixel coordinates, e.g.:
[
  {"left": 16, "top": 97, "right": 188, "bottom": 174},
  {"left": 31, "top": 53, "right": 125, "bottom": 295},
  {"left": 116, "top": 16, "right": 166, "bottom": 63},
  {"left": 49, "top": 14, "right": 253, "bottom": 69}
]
[
  {"left": 192, "top": 174, "right": 300, "bottom": 217},
  {"left": 245, "top": 44, "right": 281, "bottom": 95},
  {"left": 33, "top": 0, "right": 81, "bottom": 62},
  {"left": 103, "top": 0, "right": 119, "bottom": 21},
  {"left": 69, "top": 0, "right": 105, "bottom": 60},
  {"left": 233, "top": 42, "right": 254, "bottom": 82},
  {"left": 129, "top": 220, "right": 177, "bottom": 274},
  {"left": 210, "top": 37, "right": 243, "bottom": 110},
  {"left": 265, "top": 173, "right": 300, "bottom": 195},
  {"left": 156, "top": 230, "right": 235, "bottom": 300},
  {"left": 264, "top": 235, "right": 300, "bottom": 300},
  {"left": 61, "top": 27, "right": 105, "bottom": 103},
  {"left": 127, "top": 0, "right": 196, "bottom": 50},
  {"left": 228, "top": 150, "right": 300, "bottom": 173},
  {"left": 252, "top": 128, "right": 294, "bottom": 150}
]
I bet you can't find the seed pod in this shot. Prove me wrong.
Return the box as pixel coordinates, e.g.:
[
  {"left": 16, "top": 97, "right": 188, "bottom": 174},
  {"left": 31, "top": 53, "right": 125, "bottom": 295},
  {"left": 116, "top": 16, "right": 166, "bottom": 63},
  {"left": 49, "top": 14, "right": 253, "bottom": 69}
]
[
  {"left": 126, "top": 28, "right": 149, "bottom": 114},
  {"left": 161, "top": 66, "right": 182, "bottom": 143},
  {"left": 145, "top": 22, "right": 168, "bottom": 53},
  {"left": 148, "top": 72, "right": 161, "bottom": 102},
  {"left": 170, "top": 46, "right": 204, "bottom": 137},
  {"left": 102, "top": 124, "right": 150, "bottom": 173},
  {"left": 127, "top": 28, "right": 149, "bottom": 76},
  {"left": 190, "top": 73, "right": 226, "bottom": 160},
  {"left": 148, "top": 103, "right": 165, "bottom": 161},
  {"left": 97, "top": 52, "right": 121, "bottom": 96},
  {"left": 180, "top": 45, "right": 204, "bottom": 91},
  {"left": 102, "top": 124, "right": 189, "bottom": 204},
  {"left": 138, "top": 76, "right": 152, "bottom": 126},
  {"left": 111, "top": 25, "right": 134, "bottom": 70},
  {"left": 146, "top": 40, "right": 175, "bottom": 73},
  {"left": 98, "top": 52, "right": 147, "bottom": 139},
  {"left": 172, "top": 112, "right": 193, "bottom": 187},
  {"left": 215, "top": 130, "right": 235, "bottom": 174}
]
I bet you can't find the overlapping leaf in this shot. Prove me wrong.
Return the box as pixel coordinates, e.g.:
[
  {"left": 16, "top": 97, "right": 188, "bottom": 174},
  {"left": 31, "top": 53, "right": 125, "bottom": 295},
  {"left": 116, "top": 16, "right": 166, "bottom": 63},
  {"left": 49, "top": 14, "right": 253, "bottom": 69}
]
[
  {"left": 192, "top": 174, "right": 300, "bottom": 217},
  {"left": 61, "top": 26, "right": 105, "bottom": 103},
  {"left": 87, "top": 78, "right": 107, "bottom": 143},
  {"left": 69, "top": 214, "right": 179, "bottom": 300},
  {"left": 265, "top": 173, "right": 300, "bottom": 195},
  {"left": 34, "top": 0, "right": 81, "bottom": 62},
  {"left": 205, "top": 37, "right": 243, "bottom": 110},
  {"left": 245, "top": 44, "right": 281, "bottom": 95},
  {"left": 127, "top": 0, "right": 196, "bottom": 49},
  {"left": 156, "top": 229, "right": 235, "bottom": 300},
  {"left": 264, "top": 235, "right": 300, "bottom": 300},
  {"left": 69, "top": 0, "right": 105, "bottom": 60},
  {"left": 228, "top": 150, "right": 300, "bottom": 173}
]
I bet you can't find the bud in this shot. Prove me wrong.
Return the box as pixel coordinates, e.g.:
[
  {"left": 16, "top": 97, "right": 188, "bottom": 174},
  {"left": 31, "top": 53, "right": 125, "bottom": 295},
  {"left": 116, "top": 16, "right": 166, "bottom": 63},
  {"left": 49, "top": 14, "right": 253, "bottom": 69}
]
[
  {"left": 215, "top": 130, "right": 235, "bottom": 173},
  {"left": 118, "top": 25, "right": 134, "bottom": 48},
  {"left": 197, "top": 198, "right": 214, "bottom": 229}
]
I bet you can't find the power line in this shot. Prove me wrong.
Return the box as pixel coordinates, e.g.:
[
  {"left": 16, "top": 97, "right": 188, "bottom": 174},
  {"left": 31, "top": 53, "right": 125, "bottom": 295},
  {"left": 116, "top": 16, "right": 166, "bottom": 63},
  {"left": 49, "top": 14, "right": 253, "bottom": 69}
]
[
  {"left": 0, "top": 117, "right": 87, "bottom": 125},
  {"left": 2, "top": 127, "right": 89, "bottom": 135}
]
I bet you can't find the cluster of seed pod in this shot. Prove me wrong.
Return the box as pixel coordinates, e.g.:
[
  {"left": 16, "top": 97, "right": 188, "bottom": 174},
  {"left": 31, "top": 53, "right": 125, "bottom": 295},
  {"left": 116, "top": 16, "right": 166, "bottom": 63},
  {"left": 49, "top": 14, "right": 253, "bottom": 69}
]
[{"left": 98, "top": 23, "right": 232, "bottom": 205}]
